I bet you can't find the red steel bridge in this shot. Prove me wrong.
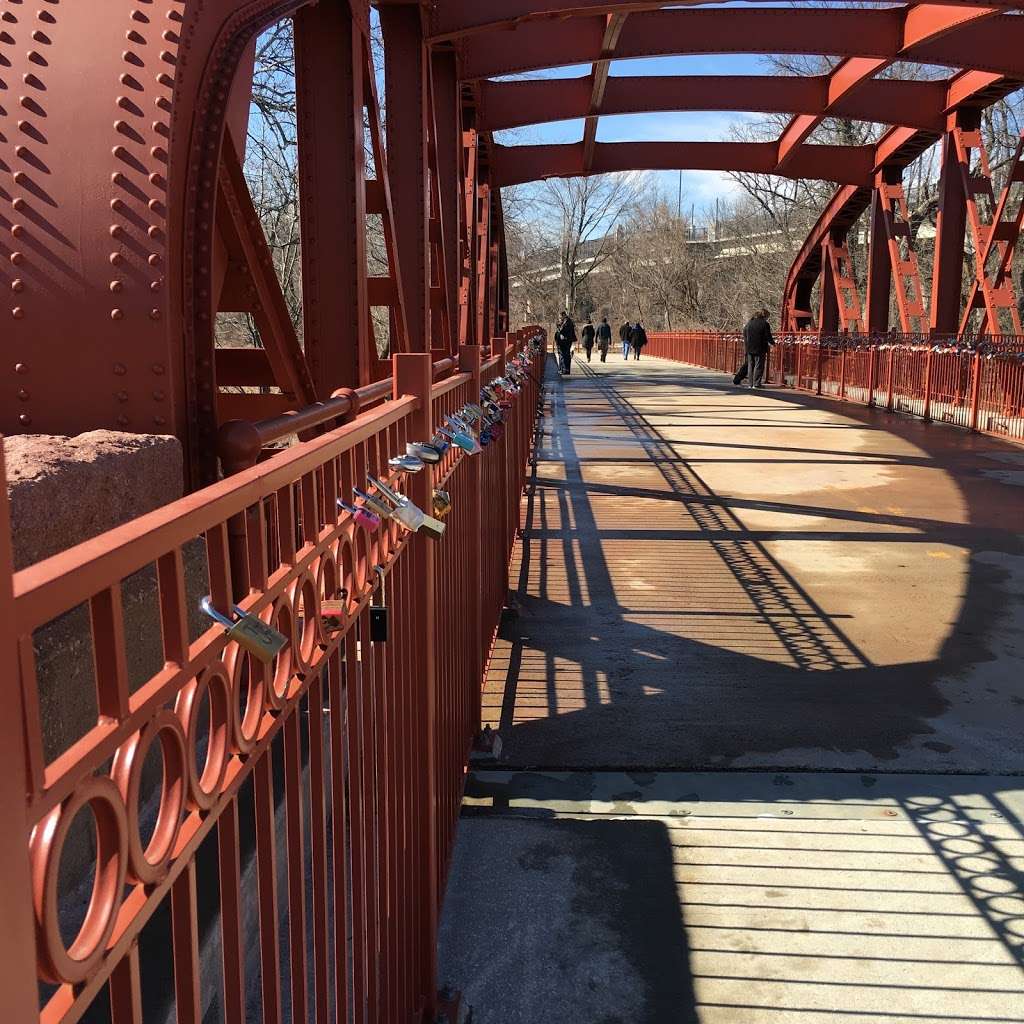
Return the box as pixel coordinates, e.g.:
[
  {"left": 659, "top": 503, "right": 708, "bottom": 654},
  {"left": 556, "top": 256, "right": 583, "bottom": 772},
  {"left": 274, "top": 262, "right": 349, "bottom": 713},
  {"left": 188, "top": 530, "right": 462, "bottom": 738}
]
[{"left": 2, "top": 2, "right": 1024, "bottom": 1023}]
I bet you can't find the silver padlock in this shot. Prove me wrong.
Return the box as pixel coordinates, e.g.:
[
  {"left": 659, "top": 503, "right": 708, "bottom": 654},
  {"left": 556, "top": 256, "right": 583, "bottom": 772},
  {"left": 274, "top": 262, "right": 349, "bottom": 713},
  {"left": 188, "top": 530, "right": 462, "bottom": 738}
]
[
  {"left": 369, "top": 475, "right": 446, "bottom": 540},
  {"left": 200, "top": 596, "right": 289, "bottom": 664}
]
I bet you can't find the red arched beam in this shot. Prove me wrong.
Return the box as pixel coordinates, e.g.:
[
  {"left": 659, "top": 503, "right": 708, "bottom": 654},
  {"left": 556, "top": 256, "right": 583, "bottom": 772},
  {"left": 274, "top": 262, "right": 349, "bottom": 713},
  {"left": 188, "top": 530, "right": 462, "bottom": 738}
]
[
  {"left": 430, "top": 0, "right": 1024, "bottom": 41},
  {"left": 478, "top": 75, "right": 947, "bottom": 133},
  {"left": 457, "top": 8, "right": 1024, "bottom": 81},
  {"left": 774, "top": 4, "right": 999, "bottom": 174},
  {"left": 781, "top": 71, "right": 1021, "bottom": 329},
  {"left": 489, "top": 141, "right": 877, "bottom": 188}
]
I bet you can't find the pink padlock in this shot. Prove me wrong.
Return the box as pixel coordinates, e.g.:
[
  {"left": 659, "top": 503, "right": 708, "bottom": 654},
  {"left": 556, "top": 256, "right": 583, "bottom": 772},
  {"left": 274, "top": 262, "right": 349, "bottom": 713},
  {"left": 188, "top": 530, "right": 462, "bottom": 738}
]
[{"left": 337, "top": 498, "right": 381, "bottom": 532}]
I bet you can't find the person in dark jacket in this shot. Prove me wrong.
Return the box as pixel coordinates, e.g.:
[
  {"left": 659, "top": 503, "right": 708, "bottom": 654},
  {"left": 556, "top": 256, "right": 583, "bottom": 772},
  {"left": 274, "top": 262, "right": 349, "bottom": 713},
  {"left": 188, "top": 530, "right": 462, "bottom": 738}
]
[
  {"left": 629, "top": 322, "right": 648, "bottom": 360},
  {"left": 581, "top": 319, "right": 596, "bottom": 362},
  {"left": 734, "top": 308, "right": 774, "bottom": 388},
  {"left": 619, "top": 320, "right": 632, "bottom": 360},
  {"left": 596, "top": 317, "right": 612, "bottom": 362},
  {"left": 555, "top": 311, "right": 577, "bottom": 375}
]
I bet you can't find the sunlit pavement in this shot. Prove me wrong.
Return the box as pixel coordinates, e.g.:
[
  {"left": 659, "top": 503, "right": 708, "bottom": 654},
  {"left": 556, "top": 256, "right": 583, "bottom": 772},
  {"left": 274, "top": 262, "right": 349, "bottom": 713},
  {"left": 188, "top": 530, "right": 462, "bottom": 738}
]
[{"left": 439, "top": 354, "right": 1024, "bottom": 1024}]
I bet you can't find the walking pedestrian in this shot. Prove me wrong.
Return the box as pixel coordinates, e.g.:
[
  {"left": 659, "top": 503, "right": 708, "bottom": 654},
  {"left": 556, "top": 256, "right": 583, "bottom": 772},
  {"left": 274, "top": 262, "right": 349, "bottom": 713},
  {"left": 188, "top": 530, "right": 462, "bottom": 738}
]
[
  {"left": 734, "top": 308, "right": 774, "bottom": 388},
  {"left": 596, "top": 317, "right": 612, "bottom": 363},
  {"left": 619, "top": 319, "right": 632, "bottom": 360},
  {"left": 581, "top": 319, "right": 596, "bottom": 363},
  {"left": 555, "top": 310, "right": 577, "bottom": 376},
  {"left": 629, "top": 321, "right": 648, "bottom": 360}
]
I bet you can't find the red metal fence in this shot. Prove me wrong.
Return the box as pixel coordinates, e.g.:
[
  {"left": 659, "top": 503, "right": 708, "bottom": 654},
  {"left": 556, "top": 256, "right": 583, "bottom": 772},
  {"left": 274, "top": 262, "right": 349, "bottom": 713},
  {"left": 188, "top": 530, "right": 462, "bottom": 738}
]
[
  {"left": 647, "top": 332, "right": 1024, "bottom": 443},
  {"left": 0, "top": 329, "right": 546, "bottom": 1024}
]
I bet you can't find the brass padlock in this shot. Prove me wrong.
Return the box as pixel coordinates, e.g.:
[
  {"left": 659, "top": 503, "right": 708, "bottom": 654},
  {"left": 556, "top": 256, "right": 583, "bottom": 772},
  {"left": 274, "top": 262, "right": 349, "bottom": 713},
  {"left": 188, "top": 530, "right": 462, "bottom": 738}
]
[
  {"left": 432, "top": 488, "right": 453, "bottom": 519},
  {"left": 201, "top": 596, "right": 289, "bottom": 664},
  {"left": 319, "top": 589, "right": 348, "bottom": 635}
]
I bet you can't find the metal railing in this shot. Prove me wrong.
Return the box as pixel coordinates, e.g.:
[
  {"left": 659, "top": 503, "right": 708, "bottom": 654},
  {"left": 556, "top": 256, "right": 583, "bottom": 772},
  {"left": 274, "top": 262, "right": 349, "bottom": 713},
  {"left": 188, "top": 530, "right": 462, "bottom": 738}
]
[
  {"left": 647, "top": 331, "right": 1024, "bottom": 443},
  {"left": 0, "top": 328, "right": 547, "bottom": 1024}
]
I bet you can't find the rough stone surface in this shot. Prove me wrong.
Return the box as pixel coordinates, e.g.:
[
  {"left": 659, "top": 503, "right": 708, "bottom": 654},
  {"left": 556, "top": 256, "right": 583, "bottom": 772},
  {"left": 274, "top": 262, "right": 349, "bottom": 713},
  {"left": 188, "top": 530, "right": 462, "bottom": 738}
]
[{"left": 4, "top": 429, "right": 183, "bottom": 570}]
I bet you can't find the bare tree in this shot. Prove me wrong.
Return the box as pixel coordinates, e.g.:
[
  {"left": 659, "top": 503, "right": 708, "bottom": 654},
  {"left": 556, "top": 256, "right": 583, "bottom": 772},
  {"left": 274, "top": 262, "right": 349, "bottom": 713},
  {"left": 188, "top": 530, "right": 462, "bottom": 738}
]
[{"left": 538, "top": 173, "right": 646, "bottom": 317}]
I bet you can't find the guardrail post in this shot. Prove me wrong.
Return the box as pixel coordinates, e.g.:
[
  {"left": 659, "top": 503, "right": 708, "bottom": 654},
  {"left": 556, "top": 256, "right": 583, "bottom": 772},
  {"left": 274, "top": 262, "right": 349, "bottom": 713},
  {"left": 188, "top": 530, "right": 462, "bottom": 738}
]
[
  {"left": 393, "top": 352, "right": 439, "bottom": 1016},
  {"left": 969, "top": 351, "right": 982, "bottom": 431},
  {"left": 923, "top": 344, "right": 934, "bottom": 422},
  {"left": 867, "top": 344, "right": 878, "bottom": 406},
  {"left": 0, "top": 446, "right": 39, "bottom": 1021},
  {"left": 459, "top": 344, "right": 485, "bottom": 729},
  {"left": 816, "top": 339, "right": 823, "bottom": 395}
]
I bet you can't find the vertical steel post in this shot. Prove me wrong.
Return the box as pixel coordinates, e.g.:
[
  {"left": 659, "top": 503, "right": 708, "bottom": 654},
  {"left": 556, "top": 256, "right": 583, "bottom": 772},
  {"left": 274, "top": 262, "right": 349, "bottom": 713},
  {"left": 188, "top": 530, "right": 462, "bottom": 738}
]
[
  {"left": 381, "top": 7, "right": 431, "bottom": 352},
  {"left": 433, "top": 53, "right": 463, "bottom": 332},
  {"left": 819, "top": 240, "right": 840, "bottom": 335},
  {"left": 923, "top": 344, "right": 934, "bottom": 422},
  {"left": 931, "top": 122, "right": 969, "bottom": 334},
  {"left": 295, "top": 0, "right": 368, "bottom": 392},
  {"left": 866, "top": 186, "right": 892, "bottom": 334},
  {"left": 459, "top": 345, "right": 485, "bottom": 729},
  {"left": 393, "top": 353, "right": 438, "bottom": 1014}
]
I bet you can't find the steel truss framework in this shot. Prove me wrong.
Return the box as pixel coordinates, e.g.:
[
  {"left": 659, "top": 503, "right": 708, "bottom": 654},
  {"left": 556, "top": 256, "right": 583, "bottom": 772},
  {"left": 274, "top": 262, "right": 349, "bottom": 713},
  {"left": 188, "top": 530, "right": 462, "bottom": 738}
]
[{"left": 3, "top": 0, "right": 1024, "bottom": 486}]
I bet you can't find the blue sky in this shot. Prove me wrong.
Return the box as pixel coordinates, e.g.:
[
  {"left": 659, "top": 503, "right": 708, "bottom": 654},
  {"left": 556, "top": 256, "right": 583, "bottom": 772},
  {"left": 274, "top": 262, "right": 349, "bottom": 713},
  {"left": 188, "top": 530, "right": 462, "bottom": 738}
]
[{"left": 494, "top": 52, "right": 785, "bottom": 211}]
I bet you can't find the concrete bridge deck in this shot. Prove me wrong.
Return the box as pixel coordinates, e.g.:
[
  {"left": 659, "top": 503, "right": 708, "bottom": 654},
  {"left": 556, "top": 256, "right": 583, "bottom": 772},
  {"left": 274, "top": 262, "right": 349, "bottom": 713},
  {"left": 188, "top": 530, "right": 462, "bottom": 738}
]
[{"left": 439, "top": 354, "right": 1024, "bottom": 1023}]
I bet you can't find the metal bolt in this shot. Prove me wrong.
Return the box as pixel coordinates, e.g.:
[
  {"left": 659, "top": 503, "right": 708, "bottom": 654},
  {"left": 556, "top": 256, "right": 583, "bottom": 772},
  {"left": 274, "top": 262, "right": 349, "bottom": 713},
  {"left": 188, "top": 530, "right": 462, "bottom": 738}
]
[
  {"left": 18, "top": 389, "right": 30, "bottom": 401},
  {"left": 113, "top": 363, "right": 127, "bottom": 375},
  {"left": 12, "top": 307, "right": 24, "bottom": 319},
  {"left": 117, "top": 414, "right": 129, "bottom": 427},
  {"left": 152, "top": 389, "right": 165, "bottom": 401},
  {"left": 149, "top": 308, "right": 161, "bottom": 320},
  {"left": 15, "top": 363, "right": 28, "bottom": 374},
  {"left": 110, "top": 280, "right": 123, "bottom": 293},
  {"left": 152, "top": 363, "right": 165, "bottom": 375},
  {"left": 10, "top": 252, "right": 23, "bottom": 265},
  {"left": 111, "top": 308, "right": 124, "bottom": 320},
  {"left": 154, "top": 415, "right": 166, "bottom": 427},
  {"left": 11, "top": 279, "right": 24, "bottom": 292},
  {"left": 19, "top": 414, "right": 32, "bottom": 426},
  {"left": 116, "top": 390, "right": 128, "bottom": 403}
]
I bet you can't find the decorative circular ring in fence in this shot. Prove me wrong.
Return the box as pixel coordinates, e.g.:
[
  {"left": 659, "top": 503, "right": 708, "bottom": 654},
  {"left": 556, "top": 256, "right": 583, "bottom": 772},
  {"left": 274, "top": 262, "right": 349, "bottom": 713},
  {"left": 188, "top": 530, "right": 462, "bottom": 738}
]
[
  {"left": 289, "top": 570, "right": 320, "bottom": 673},
  {"left": 335, "top": 531, "right": 365, "bottom": 620},
  {"left": 176, "top": 664, "right": 232, "bottom": 810},
  {"left": 225, "top": 642, "right": 266, "bottom": 756},
  {"left": 111, "top": 710, "right": 188, "bottom": 884},
  {"left": 268, "top": 597, "right": 296, "bottom": 709},
  {"left": 31, "top": 777, "right": 129, "bottom": 984},
  {"left": 314, "top": 550, "right": 345, "bottom": 644}
]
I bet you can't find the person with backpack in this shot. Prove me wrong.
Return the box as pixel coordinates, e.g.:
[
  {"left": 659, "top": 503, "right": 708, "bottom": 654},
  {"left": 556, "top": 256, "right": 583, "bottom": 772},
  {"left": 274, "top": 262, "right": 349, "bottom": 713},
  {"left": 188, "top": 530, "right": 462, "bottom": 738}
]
[
  {"left": 619, "top": 319, "right": 632, "bottom": 360},
  {"left": 596, "top": 317, "right": 612, "bottom": 362},
  {"left": 629, "top": 321, "right": 648, "bottom": 360},
  {"left": 581, "top": 319, "right": 596, "bottom": 362},
  {"left": 555, "top": 311, "right": 577, "bottom": 376}
]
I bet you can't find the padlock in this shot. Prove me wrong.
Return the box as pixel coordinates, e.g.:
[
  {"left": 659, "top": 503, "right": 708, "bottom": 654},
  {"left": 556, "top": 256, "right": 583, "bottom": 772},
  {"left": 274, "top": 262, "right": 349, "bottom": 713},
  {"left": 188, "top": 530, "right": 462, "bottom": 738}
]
[
  {"left": 389, "top": 453, "right": 424, "bottom": 473},
  {"left": 353, "top": 487, "right": 394, "bottom": 521},
  {"left": 200, "top": 596, "right": 289, "bottom": 664},
  {"left": 369, "top": 476, "right": 446, "bottom": 540},
  {"left": 439, "top": 425, "right": 480, "bottom": 455},
  {"left": 432, "top": 488, "right": 453, "bottom": 519},
  {"left": 367, "top": 475, "right": 425, "bottom": 532},
  {"left": 369, "top": 565, "right": 389, "bottom": 643},
  {"left": 337, "top": 498, "right": 381, "bottom": 532},
  {"left": 429, "top": 433, "right": 451, "bottom": 456},
  {"left": 319, "top": 590, "right": 348, "bottom": 634},
  {"left": 408, "top": 440, "right": 443, "bottom": 464}
]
